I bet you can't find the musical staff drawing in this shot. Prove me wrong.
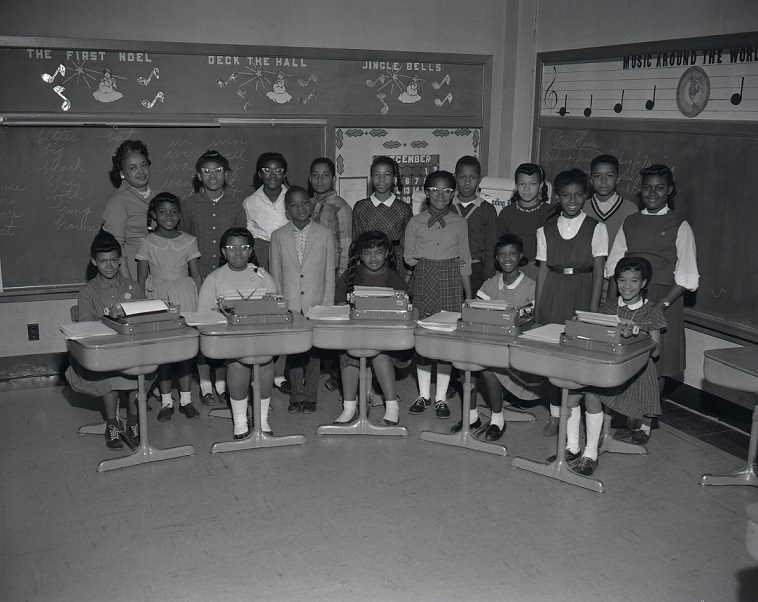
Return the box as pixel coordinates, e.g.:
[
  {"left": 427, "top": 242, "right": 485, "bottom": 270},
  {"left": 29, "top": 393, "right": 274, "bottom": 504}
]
[{"left": 540, "top": 58, "right": 758, "bottom": 121}]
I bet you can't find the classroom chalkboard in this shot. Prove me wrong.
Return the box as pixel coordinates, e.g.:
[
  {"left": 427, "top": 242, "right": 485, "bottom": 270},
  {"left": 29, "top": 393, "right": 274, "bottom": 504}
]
[
  {"left": 0, "top": 124, "right": 324, "bottom": 289},
  {"left": 537, "top": 120, "right": 758, "bottom": 342}
]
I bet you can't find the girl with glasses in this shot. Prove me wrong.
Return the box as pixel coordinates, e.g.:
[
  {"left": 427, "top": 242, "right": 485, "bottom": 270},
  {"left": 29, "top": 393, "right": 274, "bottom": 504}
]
[
  {"left": 405, "top": 170, "right": 472, "bottom": 420},
  {"left": 243, "top": 152, "right": 291, "bottom": 272},
  {"left": 197, "top": 228, "right": 279, "bottom": 439}
]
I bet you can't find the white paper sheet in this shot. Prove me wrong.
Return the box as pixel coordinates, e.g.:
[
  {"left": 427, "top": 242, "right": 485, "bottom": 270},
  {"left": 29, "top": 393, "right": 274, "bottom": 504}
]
[
  {"left": 60, "top": 321, "right": 117, "bottom": 339},
  {"left": 120, "top": 299, "right": 168, "bottom": 316},
  {"left": 307, "top": 305, "right": 351, "bottom": 320}
]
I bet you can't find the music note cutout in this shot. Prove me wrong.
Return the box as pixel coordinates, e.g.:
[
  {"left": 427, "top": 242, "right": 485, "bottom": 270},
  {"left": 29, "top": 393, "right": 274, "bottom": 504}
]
[
  {"left": 297, "top": 73, "right": 318, "bottom": 87},
  {"left": 731, "top": 77, "right": 744, "bottom": 106},
  {"left": 614, "top": 90, "right": 624, "bottom": 114},
  {"left": 584, "top": 94, "right": 593, "bottom": 117},
  {"left": 137, "top": 67, "right": 159, "bottom": 86},
  {"left": 366, "top": 75, "right": 386, "bottom": 88},
  {"left": 434, "top": 92, "right": 453, "bottom": 107},
  {"left": 42, "top": 64, "right": 65, "bottom": 84},
  {"left": 558, "top": 94, "right": 569, "bottom": 116},
  {"left": 645, "top": 85, "right": 656, "bottom": 111},
  {"left": 216, "top": 72, "right": 237, "bottom": 88},
  {"left": 376, "top": 92, "right": 389, "bottom": 115},
  {"left": 431, "top": 74, "right": 450, "bottom": 90},
  {"left": 53, "top": 85, "right": 71, "bottom": 111},
  {"left": 543, "top": 66, "right": 558, "bottom": 110},
  {"left": 142, "top": 91, "right": 164, "bottom": 109}
]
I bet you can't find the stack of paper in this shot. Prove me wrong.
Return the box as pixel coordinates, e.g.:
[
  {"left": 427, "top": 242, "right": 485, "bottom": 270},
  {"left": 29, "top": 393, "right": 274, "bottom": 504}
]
[
  {"left": 60, "top": 321, "right": 117, "bottom": 339},
  {"left": 417, "top": 310, "right": 461, "bottom": 332},
  {"left": 352, "top": 286, "right": 396, "bottom": 297},
  {"left": 518, "top": 323, "right": 565, "bottom": 344},
  {"left": 182, "top": 311, "right": 227, "bottom": 326},
  {"left": 466, "top": 299, "right": 513, "bottom": 311},
  {"left": 574, "top": 310, "right": 633, "bottom": 326},
  {"left": 120, "top": 299, "right": 168, "bottom": 315},
  {"left": 307, "top": 305, "right": 351, "bottom": 320}
]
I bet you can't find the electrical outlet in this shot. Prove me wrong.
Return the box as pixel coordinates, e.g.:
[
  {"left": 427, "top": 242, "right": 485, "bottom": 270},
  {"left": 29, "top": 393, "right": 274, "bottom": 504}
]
[{"left": 27, "top": 323, "right": 39, "bottom": 341}]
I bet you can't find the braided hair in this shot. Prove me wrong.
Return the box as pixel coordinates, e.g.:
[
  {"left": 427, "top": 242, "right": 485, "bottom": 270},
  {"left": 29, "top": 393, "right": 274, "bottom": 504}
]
[{"left": 511, "top": 163, "right": 549, "bottom": 205}]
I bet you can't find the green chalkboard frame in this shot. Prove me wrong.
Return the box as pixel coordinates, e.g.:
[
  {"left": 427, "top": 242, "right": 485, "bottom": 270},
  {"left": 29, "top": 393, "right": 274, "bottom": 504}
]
[{"left": 534, "top": 32, "right": 758, "bottom": 344}]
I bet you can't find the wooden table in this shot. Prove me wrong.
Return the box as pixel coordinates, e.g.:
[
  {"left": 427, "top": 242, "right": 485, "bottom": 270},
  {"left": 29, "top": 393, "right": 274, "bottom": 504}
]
[
  {"left": 67, "top": 328, "right": 199, "bottom": 473},
  {"left": 198, "top": 313, "right": 312, "bottom": 453},
  {"left": 509, "top": 335, "right": 655, "bottom": 493},
  {"left": 701, "top": 346, "right": 758, "bottom": 487},
  {"left": 414, "top": 327, "right": 535, "bottom": 457},
  {"left": 311, "top": 318, "right": 415, "bottom": 437}
]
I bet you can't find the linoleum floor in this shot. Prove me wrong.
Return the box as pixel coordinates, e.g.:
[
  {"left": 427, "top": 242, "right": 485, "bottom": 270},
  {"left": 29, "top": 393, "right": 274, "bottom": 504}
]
[{"left": 1, "top": 378, "right": 757, "bottom": 602}]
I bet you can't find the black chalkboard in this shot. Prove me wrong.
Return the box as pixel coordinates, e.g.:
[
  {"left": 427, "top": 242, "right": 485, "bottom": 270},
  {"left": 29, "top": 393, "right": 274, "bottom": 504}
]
[
  {"left": 0, "top": 124, "right": 324, "bottom": 289},
  {"left": 537, "top": 120, "right": 758, "bottom": 342}
]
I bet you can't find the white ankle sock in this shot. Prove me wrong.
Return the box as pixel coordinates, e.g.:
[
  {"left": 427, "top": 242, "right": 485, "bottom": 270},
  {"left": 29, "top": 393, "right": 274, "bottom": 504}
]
[
  {"left": 550, "top": 404, "right": 560, "bottom": 418},
  {"left": 197, "top": 364, "right": 212, "bottom": 396},
  {"left": 417, "top": 365, "right": 432, "bottom": 399},
  {"left": 383, "top": 398, "right": 399, "bottom": 423},
  {"left": 260, "top": 397, "right": 271, "bottom": 432},
  {"left": 161, "top": 393, "right": 173, "bottom": 408},
  {"left": 490, "top": 410, "right": 504, "bottom": 429},
  {"left": 230, "top": 397, "right": 249, "bottom": 435},
  {"left": 584, "top": 411, "right": 603, "bottom": 460},
  {"left": 435, "top": 363, "right": 452, "bottom": 402},
  {"left": 179, "top": 391, "right": 192, "bottom": 406},
  {"left": 469, "top": 408, "right": 480, "bottom": 424},
  {"left": 335, "top": 399, "right": 357, "bottom": 423},
  {"left": 274, "top": 375, "right": 286, "bottom": 387},
  {"left": 566, "top": 406, "right": 581, "bottom": 454}
]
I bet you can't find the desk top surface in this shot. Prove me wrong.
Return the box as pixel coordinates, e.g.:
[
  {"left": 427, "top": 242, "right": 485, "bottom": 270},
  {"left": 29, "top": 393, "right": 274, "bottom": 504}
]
[
  {"left": 310, "top": 318, "right": 416, "bottom": 331},
  {"left": 413, "top": 326, "right": 516, "bottom": 346},
  {"left": 67, "top": 327, "right": 199, "bottom": 350},
  {"left": 197, "top": 312, "right": 311, "bottom": 336},
  {"left": 704, "top": 346, "right": 758, "bottom": 377}
]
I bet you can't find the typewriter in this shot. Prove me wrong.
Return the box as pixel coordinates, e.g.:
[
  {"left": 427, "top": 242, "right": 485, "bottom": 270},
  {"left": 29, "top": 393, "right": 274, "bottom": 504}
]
[
  {"left": 349, "top": 286, "right": 412, "bottom": 321},
  {"left": 102, "top": 300, "right": 184, "bottom": 334},
  {"left": 217, "top": 292, "right": 292, "bottom": 325},
  {"left": 560, "top": 310, "right": 650, "bottom": 354},
  {"left": 457, "top": 298, "right": 533, "bottom": 336}
]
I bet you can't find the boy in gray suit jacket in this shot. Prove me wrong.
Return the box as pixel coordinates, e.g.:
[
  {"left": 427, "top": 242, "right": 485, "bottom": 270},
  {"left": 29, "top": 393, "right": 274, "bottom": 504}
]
[{"left": 270, "top": 186, "right": 336, "bottom": 414}]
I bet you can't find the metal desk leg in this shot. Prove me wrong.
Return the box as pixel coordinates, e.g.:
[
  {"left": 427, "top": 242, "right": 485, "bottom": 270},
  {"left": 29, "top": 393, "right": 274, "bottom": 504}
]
[
  {"left": 701, "top": 403, "right": 758, "bottom": 487},
  {"left": 599, "top": 413, "right": 648, "bottom": 456},
  {"left": 211, "top": 364, "right": 306, "bottom": 453},
  {"left": 97, "top": 374, "right": 195, "bottom": 473},
  {"left": 511, "top": 387, "right": 605, "bottom": 493},
  {"left": 317, "top": 356, "right": 408, "bottom": 437},
  {"left": 419, "top": 370, "right": 507, "bottom": 456}
]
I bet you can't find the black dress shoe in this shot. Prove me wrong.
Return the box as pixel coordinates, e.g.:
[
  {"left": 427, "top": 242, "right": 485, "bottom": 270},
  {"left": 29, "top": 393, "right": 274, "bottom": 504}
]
[
  {"left": 450, "top": 417, "right": 482, "bottom": 434},
  {"left": 301, "top": 401, "right": 317, "bottom": 414},
  {"left": 288, "top": 401, "right": 302, "bottom": 414},
  {"left": 233, "top": 429, "right": 251, "bottom": 440},
  {"left": 484, "top": 423, "right": 505, "bottom": 441},
  {"left": 275, "top": 380, "right": 292, "bottom": 395}
]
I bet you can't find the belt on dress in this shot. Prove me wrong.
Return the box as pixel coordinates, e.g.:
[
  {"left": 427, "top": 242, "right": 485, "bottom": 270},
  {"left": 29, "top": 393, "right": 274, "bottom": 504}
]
[{"left": 547, "top": 265, "right": 593, "bottom": 275}]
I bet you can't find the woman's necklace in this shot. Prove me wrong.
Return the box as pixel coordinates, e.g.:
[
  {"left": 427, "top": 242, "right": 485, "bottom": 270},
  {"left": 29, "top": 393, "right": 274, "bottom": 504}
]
[
  {"left": 132, "top": 186, "right": 151, "bottom": 199},
  {"left": 516, "top": 201, "right": 542, "bottom": 213}
]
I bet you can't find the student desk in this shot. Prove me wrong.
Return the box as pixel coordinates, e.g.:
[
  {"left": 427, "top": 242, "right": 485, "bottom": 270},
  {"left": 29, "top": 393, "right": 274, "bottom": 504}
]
[
  {"left": 701, "top": 346, "right": 758, "bottom": 487},
  {"left": 413, "top": 327, "right": 535, "bottom": 457},
  {"left": 509, "top": 336, "right": 655, "bottom": 493},
  {"left": 67, "top": 328, "right": 199, "bottom": 473},
  {"left": 198, "top": 313, "right": 312, "bottom": 453},
  {"left": 311, "top": 318, "right": 415, "bottom": 437}
]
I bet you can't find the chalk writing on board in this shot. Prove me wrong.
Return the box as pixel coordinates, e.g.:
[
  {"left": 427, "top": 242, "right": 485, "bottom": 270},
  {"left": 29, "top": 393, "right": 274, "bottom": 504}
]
[{"left": 0, "top": 195, "right": 24, "bottom": 236}]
